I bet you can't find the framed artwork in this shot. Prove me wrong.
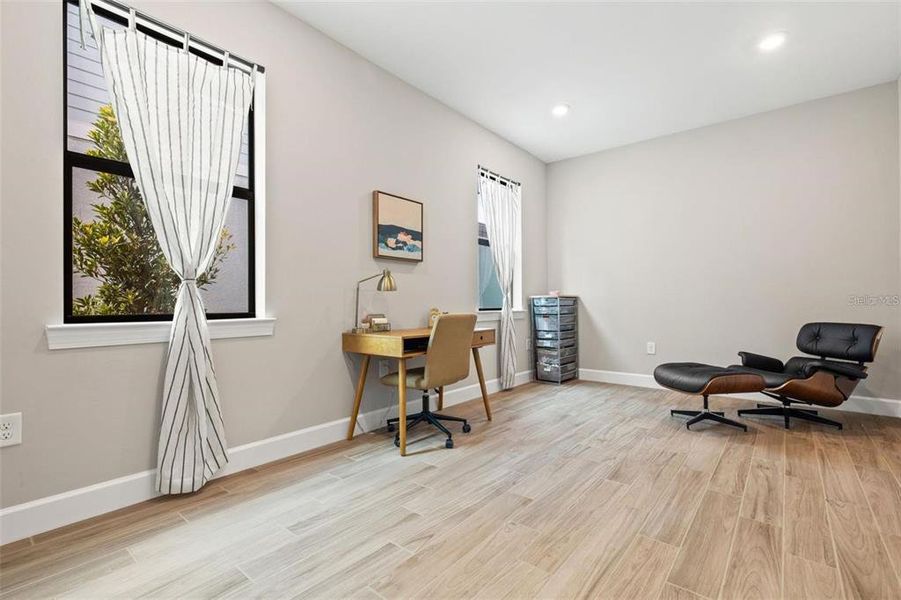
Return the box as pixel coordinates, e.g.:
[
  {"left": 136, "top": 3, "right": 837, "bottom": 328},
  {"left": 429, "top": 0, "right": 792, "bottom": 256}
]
[{"left": 373, "top": 190, "right": 423, "bottom": 262}]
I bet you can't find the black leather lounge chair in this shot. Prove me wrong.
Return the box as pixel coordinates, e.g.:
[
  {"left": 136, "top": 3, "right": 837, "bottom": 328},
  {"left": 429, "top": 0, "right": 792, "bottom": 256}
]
[
  {"left": 732, "top": 322, "right": 883, "bottom": 430},
  {"left": 655, "top": 322, "right": 883, "bottom": 432}
]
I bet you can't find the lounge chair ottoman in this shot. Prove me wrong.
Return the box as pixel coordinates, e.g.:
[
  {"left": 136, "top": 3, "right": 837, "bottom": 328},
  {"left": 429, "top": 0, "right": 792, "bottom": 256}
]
[{"left": 654, "top": 362, "right": 766, "bottom": 431}]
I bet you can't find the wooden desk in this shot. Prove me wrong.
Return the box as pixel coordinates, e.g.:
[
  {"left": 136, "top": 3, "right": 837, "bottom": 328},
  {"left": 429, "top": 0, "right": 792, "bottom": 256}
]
[{"left": 342, "top": 327, "right": 496, "bottom": 455}]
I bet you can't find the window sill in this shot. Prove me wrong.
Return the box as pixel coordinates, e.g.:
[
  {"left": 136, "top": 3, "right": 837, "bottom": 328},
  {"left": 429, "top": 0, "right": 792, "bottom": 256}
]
[
  {"left": 476, "top": 309, "right": 526, "bottom": 323},
  {"left": 45, "top": 317, "right": 276, "bottom": 350}
]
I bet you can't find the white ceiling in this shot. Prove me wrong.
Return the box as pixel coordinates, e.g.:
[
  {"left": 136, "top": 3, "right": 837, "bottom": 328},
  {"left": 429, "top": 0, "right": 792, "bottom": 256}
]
[{"left": 277, "top": 2, "right": 901, "bottom": 163}]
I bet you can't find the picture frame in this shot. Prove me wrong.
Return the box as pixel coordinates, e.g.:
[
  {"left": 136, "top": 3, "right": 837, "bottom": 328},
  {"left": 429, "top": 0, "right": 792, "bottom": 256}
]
[{"left": 372, "top": 190, "right": 424, "bottom": 262}]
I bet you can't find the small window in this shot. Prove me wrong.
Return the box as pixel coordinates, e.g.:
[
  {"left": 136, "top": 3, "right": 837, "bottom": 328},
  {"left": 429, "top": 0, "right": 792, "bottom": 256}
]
[
  {"left": 477, "top": 168, "right": 522, "bottom": 312},
  {"left": 64, "top": 0, "right": 256, "bottom": 322}
]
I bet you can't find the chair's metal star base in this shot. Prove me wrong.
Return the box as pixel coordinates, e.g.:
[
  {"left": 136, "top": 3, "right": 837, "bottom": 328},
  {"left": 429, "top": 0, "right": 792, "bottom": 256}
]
[
  {"left": 738, "top": 399, "right": 842, "bottom": 430},
  {"left": 671, "top": 394, "right": 748, "bottom": 432},
  {"left": 387, "top": 390, "right": 471, "bottom": 448}
]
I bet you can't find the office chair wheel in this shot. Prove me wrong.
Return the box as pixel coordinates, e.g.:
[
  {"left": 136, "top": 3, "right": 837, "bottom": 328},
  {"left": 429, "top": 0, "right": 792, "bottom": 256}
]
[
  {"left": 394, "top": 435, "right": 400, "bottom": 447},
  {"left": 445, "top": 438, "right": 454, "bottom": 449},
  {"left": 387, "top": 423, "right": 395, "bottom": 432},
  {"left": 462, "top": 423, "right": 471, "bottom": 433}
]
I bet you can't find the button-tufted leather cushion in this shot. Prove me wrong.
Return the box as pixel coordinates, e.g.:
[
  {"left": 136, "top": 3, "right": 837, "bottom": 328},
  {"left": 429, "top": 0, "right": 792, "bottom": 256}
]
[
  {"left": 727, "top": 365, "right": 800, "bottom": 387},
  {"left": 654, "top": 363, "right": 749, "bottom": 394},
  {"left": 796, "top": 323, "right": 882, "bottom": 362}
]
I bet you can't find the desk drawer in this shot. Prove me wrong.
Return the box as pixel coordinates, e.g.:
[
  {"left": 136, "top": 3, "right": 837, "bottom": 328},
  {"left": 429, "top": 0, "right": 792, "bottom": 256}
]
[{"left": 472, "top": 329, "right": 495, "bottom": 346}]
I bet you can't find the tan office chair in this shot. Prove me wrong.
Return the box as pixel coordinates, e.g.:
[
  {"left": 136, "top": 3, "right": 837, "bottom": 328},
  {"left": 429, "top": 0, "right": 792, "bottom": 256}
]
[{"left": 382, "top": 313, "right": 477, "bottom": 449}]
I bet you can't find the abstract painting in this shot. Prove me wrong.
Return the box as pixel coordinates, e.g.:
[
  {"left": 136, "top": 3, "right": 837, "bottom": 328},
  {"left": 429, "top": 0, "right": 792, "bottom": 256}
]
[{"left": 373, "top": 190, "right": 423, "bottom": 262}]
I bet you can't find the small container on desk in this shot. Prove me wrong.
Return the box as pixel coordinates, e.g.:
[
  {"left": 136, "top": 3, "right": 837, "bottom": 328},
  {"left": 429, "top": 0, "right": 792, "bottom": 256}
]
[{"left": 531, "top": 295, "right": 579, "bottom": 384}]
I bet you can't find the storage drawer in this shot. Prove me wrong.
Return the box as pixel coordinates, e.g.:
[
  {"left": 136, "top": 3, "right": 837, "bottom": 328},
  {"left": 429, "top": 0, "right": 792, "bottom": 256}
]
[
  {"left": 559, "top": 346, "right": 577, "bottom": 359},
  {"left": 533, "top": 314, "right": 577, "bottom": 331},
  {"left": 536, "top": 346, "right": 578, "bottom": 361},
  {"left": 559, "top": 370, "right": 578, "bottom": 383},
  {"left": 535, "top": 329, "right": 576, "bottom": 341},
  {"left": 532, "top": 297, "right": 576, "bottom": 307},
  {"left": 536, "top": 349, "right": 577, "bottom": 368},
  {"left": 533, "top": 305, "right": 576, "bottom": 315},
  {"left": 536, "top": 361, "right": 578, "bottom": 381},
  {"left": 535, "top": 337, "right": 577, "bottom": 349}
]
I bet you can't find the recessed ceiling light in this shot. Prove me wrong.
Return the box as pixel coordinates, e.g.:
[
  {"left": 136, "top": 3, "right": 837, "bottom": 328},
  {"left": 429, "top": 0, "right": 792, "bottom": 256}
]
[
  {"left": 551, "top": 104, "right": 570, "bottom": 118},
  {"left": 758, "top": 32, "right": 787, "bottom": 52}
]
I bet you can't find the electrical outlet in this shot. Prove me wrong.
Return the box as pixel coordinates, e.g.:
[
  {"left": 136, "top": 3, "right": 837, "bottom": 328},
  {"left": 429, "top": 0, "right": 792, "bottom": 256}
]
[
  {"left": 646, "top": 342, "right": 656, "bottom": 355},
  {"left": 379, "top": 360, "right": 391, "bottom": 378},
  {"left": 0, "top": 413, "right": 22, "bottom": 447}
]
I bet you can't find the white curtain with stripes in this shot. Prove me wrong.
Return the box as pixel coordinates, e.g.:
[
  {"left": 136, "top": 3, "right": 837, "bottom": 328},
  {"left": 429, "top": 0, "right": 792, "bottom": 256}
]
[
  {"left": 478, "top": 173, "right": 520, "bottom": 390},
  {"left": 82, "top": 7, "right": 254, "bottom": 493}
]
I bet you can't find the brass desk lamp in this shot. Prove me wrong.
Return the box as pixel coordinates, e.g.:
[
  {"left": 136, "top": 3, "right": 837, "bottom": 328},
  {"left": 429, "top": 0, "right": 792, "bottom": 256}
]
[{"left": 354, "top": 269, "right": 396, "bottom": 332}]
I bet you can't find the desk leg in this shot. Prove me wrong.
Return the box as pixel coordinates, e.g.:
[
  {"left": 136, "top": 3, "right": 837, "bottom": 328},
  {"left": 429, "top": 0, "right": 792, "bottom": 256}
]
[
  {"left": 472, "top": 348, "right": 492, "bottom": 421},
  {"left": 398, "top": 359, "right": 407, "bottom": 456},
  {"left": 347, "top": 355, "right": 371, "bottom": 441}
]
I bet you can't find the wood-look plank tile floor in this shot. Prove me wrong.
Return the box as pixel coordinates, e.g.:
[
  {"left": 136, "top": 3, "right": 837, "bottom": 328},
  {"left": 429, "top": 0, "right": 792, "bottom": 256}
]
[{"left": 2, "top": 381, "right": 901, "bottom": 599}]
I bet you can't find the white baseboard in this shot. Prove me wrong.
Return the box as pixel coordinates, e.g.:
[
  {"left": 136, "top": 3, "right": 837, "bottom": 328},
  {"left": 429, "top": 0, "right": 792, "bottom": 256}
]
[
  {"left": 0, "top": 370, "right": 532, "bottom": 546},
  {"left": 579, "top": 368, "right": 901, "bottom": 418}
]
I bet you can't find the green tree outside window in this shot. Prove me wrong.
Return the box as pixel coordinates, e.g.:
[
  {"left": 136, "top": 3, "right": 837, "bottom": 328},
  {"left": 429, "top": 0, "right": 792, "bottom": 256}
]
[{"left": 72, "top": 105, "right": 234, "bottom": 316}]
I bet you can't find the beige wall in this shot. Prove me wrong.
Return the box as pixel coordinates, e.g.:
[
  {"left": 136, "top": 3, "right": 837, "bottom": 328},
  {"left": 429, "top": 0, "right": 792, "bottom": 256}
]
[
  {"left": 0, "top": 1, "right": 547, "bottom": 507},
  {"left": 2, "top": 0, "right": 896, "bottom": 512},
  {"left": 548, "top": 83, "right": 901, "bottom": 401}
]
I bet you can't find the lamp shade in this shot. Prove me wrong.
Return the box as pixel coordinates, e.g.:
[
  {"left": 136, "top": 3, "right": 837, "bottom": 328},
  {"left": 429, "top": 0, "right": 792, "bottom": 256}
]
[{"left": 376, "top": 269, "right": 397, "bottom": 292}]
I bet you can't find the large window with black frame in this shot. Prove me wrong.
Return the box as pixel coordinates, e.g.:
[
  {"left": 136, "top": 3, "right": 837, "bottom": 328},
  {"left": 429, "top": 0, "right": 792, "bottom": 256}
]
[{"left": 64, "top": 0, "right": 255, "bottom": 323}]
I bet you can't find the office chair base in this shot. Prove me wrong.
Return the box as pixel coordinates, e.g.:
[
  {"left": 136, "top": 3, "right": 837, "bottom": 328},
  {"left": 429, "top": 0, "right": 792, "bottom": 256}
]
[
  {"left": 738, "top": 399, "right": 842, "bottom": 430},
  {"left": 386, "top": 390, "right": 471, "bottom": 448},
  {"left": 671, "top": 395, "right": 747, "bottom": 432}
]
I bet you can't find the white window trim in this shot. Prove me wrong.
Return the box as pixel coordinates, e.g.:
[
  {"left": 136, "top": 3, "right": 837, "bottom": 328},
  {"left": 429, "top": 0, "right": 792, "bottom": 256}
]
[
  {"left": 46, "top": 318, "right": 276, "bottom": 350},
  {"left": 47, "top": 71, "right": 273, "bottom": 351},
  {"left": 476, "top": 309, "right": 527, "bottom": 323}
]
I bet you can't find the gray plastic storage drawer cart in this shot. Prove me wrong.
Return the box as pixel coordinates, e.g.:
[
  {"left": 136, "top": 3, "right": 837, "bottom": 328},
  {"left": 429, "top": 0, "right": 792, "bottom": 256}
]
[{"left": 531, "top": 296, "right": 578, "bottom": 384}]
